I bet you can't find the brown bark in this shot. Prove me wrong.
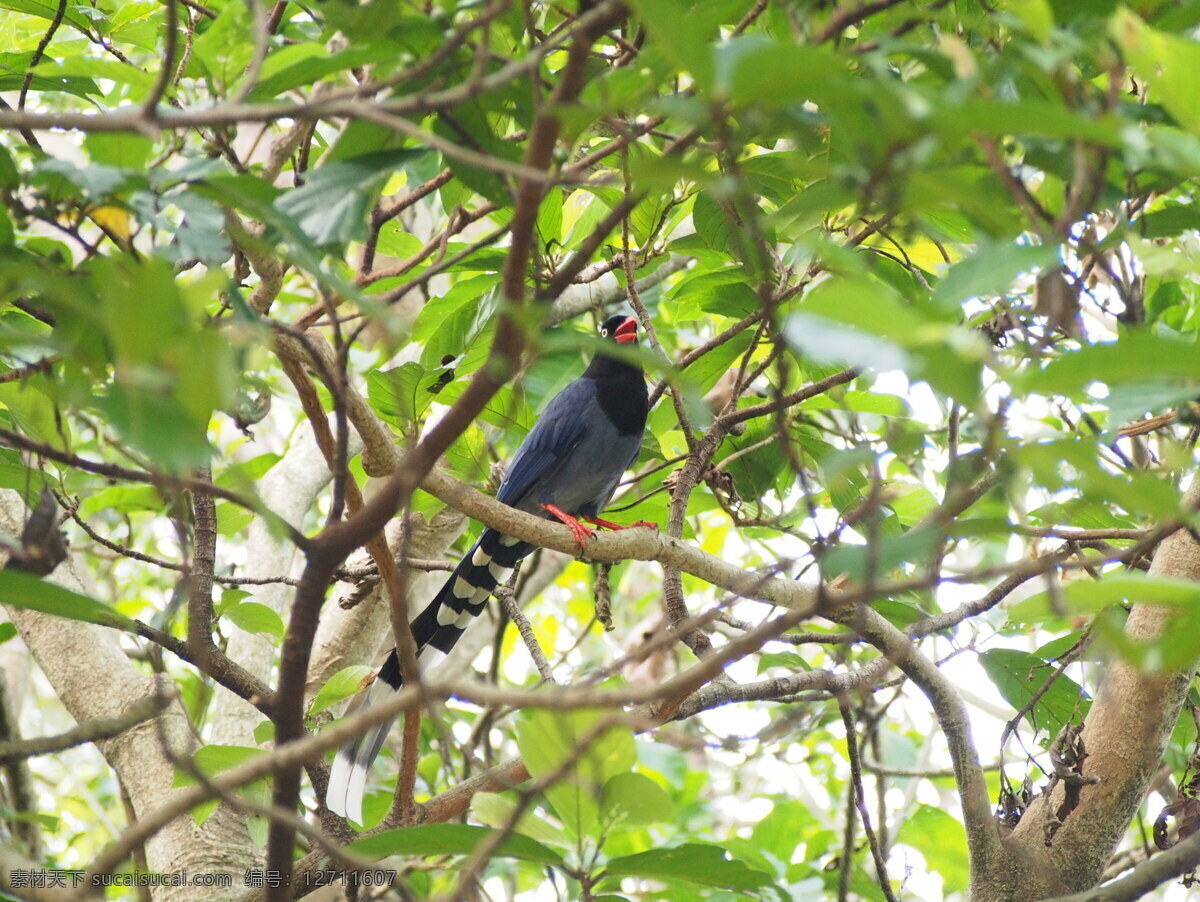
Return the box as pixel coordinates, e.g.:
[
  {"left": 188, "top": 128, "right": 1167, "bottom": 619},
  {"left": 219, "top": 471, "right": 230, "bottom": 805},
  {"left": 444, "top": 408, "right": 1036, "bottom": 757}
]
[{"left": 973, "top": 480, "right": 1200, "bottom": 899}]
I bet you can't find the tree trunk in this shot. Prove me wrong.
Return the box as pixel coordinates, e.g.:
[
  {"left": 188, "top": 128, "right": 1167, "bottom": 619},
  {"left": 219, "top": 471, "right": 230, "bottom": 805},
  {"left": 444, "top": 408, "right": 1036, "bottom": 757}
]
[
  {"left": 0, "top": 491, "right": 255, "bottom": 902},
  {"left": 972, "top": 480, "right": 1200, "bottom": 899}
]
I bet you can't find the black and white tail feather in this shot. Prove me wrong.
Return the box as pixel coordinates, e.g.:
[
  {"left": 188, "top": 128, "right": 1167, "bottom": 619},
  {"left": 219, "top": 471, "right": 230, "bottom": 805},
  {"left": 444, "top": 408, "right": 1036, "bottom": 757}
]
[{"left": 326, "top": 528, "right": 531, "bottom": 823}]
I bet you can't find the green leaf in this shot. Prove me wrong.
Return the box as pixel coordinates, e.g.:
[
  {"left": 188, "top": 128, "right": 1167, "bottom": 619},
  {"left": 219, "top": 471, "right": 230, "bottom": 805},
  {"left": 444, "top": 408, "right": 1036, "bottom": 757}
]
[
  {"left": 1007, "top": 574, "right": 1200, "bottom": 625},
  {"left": 681, "top": 330, "right": 754, "bottom": 395},
  {"left": 1036, "top": 631, "right": 1086, "bottom": 662},
  {"left": 417, "top": 282, "right": 499, "bottom": 372},
  {"left": 275, "top": 150, "right": 423, "bottom": 247},
  {"left": 1003, "top": 0, "right": 1054, "bottom": 40},
  {"left": 537, "top": 187, "right": 564, "bottom": 247},
  {"left": 737, "top": 153, "right": 802, "bottom": 204},
  {"left": 885, "top": 483, "right": 939, "bottom": 526},
  {"left": 308, "top": 666, "right": 374, "bottom": 717},
  {"left": 749, "top": 799, "right": 813, "bottom": 866},
  {"left": 175, "top": 744, "right": 265, "bottom": 782},
  {"left": 604, "top": 844, "right": 775, "bottom": 891},
  {"left": 215, "top": 453, "right": 281, "bottom": 491},
  {"left": 0, "top": 62, "right": 98, "bottom": 101},
  {"left": 222, "top": 601, "right": 285, "bottom": 640},
  {"left": 821, "top": 528, "right": 940, "bottom": 580},
  {"left": 245, "top": 43, "right": 398, "bottom": 102},
  {"left": 515, "top": 707, "right": 637, "bottom": 839},
  {"left": 874, "top": 598, "right": 930, "bottom": 629},
  {"left": 677, "top": 267, "right": 761, "bottom": 319},
  {"left": 1103, "top": 381, "right": 1200, "bottom": 430},
  {"left": 94, "top": 385, "right": 214, "bottom": 471},
  {"left": 799, "top": 390, "right": 909, "bottom": 418},
  {"left": 190, "top": 0, "right": 253, "bottom": 86},
  {"left": 411, "top": 275, "right": 497, "bottom": 343},
  {"left": 720, "top": 37, "right": 846, "bottom": 110},
  {"left": 156, "top": 188, "right": 231, "bottom": 264},
  {"left": 252, "top": 721, "right": 275, "bottom": 745},
  {"left": 0, "top": 570, "right": 135, "bottom": 630},
  {"left": 932, "top": 242, "right": 1056, "bottom": 309},
  {"left": 0, "top": 0, "right": 103, "bottom": 35},
  {"left": 173, "top": 744, "right": 268, "bottom": 825},
  {"left": 367, "top": 363, "right": 447, "bottom": 425},
  {"left": 600, "top": 772, "right": 674, "bottom": 826},
  {"left": 1027, "top": 331, "right": 1200, "bottom": 397},
  {"left": 215, "top": 589, "right": 251, "bottom": 616},
  {"left": 1113, "top": 9, "right": 1200, "bottom": 136},
  {"left": 756, "top": 651, "right": 811, "bottom": 674},
  {"left": 83, "top": 133, "right": 153, "bottom": 169},
  {"left": 32, "top": 158, "right": 140, "bottom": 202},
  {"left": 471, "top": 792, "right": 573, "bottom": 848},
  {"left": 0, "top": 143, "right": 18, "bottom": 191},
  {"left": 433, "top": 102, "right": 520, "bottom": 206},
  {"left": 215, "top": 501, "right": 255, "bottom": 537},
  {"left": 627, "top": 0, "right": 716, "bottom": 90},
  {"left": 349, "top": 824, "right": 563, "bottom": 867},
  {"left": 979, "top": 648, "right": 1089, "bottom": 736},
  {"left": 786, "top": 314, "right": 911, "bottom": 374},
  {"left": 692, "top": 193, "right": 741, "bottom": 259},
  {"left": 896, "top": 804, "right": 969, "bottom": 894},
  {"left": 1138, "top": 202, "right": 1200, "bottom": 239},
  {"left": 77, "top": 485, "right": 162, "bottom": 520},
  {"left": 789, "top": 276, "right": 985, "bottom": 403},
  {"left": 0, "top": 622, "right": 18, "bottom": 645},
  {"left": 0, "top": 448, "right": 45, "bottom": 496}
]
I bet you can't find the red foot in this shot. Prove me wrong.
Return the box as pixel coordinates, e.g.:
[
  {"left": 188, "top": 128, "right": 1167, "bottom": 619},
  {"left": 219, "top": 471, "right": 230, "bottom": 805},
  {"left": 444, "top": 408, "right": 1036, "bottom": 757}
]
[
  {"left": 584, "top": 516, "right": 660, "bottom": 532},
  {"left": 541, "top": 503, "right": 595, "bottom": 550}
]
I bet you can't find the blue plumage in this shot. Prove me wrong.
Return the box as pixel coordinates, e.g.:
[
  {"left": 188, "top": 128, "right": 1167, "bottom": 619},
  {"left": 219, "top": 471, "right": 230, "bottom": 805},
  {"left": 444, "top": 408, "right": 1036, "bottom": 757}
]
[
  {"left": 496, "top": 377, "right": 595, "bottom": 509},
  {"left": 327, "top": 314, "right": 648, "bottom": 823}
]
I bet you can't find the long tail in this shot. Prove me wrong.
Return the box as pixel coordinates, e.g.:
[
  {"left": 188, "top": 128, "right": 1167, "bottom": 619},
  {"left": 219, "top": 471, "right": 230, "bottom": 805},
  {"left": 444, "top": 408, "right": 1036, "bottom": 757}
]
[{"left": 326, "top": 528, "right": 531, "bottom": 822}]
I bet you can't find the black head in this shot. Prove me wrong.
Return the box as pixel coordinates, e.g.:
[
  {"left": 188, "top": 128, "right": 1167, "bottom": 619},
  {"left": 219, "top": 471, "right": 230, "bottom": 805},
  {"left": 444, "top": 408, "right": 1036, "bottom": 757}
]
[
  {"left": 587, "top": 313, "right": 648, "bottom": 430},
  {"left": 599, "top": 314, "right": 638, "bottom": 344},
  {"left": 584, "top": 313, "right": 643, "bottom": 381}
]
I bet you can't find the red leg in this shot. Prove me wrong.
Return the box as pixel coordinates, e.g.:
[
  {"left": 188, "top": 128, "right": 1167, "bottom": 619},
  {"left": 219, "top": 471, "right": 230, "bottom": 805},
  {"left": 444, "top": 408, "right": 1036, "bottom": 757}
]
[
  {"left": 541, "top": 503, "right": 595, "bottom": 549},
  {"left": 584, "top": 516, "right": 660, "bottom": 532}
]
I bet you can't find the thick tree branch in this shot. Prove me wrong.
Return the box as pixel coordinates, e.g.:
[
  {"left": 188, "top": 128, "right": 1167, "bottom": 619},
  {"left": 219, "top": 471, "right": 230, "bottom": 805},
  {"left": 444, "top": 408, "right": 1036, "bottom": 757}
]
[
  {"left": 980, "top": 479, "right": 1200, "bottom": 899},
  {"left": 1043, "top": 829, "right": 1200, "bottom": 902}
]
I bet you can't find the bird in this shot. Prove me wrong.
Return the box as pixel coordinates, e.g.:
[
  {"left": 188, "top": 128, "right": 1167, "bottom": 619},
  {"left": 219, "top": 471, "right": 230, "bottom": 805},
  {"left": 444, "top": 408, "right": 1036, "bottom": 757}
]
[{"left": 326, "top": 312, "right": 650, "bottom": 823}]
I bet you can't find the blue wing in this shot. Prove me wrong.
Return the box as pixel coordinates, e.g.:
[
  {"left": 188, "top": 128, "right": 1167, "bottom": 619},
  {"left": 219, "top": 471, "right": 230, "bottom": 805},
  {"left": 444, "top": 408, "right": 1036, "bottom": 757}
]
[{"left": 497, "top": 377, "right": 596, "bottom": 509}]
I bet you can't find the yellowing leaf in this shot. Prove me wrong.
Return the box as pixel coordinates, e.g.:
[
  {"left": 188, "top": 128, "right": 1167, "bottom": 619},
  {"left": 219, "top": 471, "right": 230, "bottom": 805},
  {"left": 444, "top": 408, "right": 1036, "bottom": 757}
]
[
  {"left": 87, "top": 205, "right": 131, "bottom": 244},
  {"left": 382, "top": 171, "right": 408, "bottom": 195},
  {"left": 657, "top": 429, "right": 688, "bottom": 459},
  {"left": 859, "top": 233, "right": 961, "bottom": 271}
]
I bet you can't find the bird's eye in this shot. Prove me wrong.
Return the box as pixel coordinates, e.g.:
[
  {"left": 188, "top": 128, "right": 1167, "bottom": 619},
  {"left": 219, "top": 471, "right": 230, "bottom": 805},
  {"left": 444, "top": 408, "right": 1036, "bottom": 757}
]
[{"left": 601, "top": 328, "right": 608, "bottom": 335}]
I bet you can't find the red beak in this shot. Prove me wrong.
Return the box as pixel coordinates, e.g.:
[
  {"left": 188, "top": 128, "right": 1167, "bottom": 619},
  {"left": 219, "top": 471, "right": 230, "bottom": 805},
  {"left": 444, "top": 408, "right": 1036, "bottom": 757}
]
[{"left": 614, "top": 317, "right": 638, "bottom": 344}]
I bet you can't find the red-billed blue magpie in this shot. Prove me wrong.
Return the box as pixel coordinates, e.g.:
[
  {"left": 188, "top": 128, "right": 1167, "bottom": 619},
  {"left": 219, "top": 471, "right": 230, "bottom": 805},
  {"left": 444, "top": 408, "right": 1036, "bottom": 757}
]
[{"left": 327, "top": 313, "right": 648, "bottom": 822}]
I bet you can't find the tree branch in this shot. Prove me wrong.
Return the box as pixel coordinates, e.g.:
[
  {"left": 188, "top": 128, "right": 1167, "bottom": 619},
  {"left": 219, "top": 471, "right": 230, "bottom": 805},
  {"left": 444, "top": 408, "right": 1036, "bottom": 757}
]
[{"left": 0, "top": 691, "right": 173, "bottom": 762}]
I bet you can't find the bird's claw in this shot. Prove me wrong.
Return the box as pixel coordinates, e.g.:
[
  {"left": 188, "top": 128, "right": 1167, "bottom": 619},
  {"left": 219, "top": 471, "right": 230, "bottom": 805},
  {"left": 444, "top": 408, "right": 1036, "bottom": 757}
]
[
  {"left": 566, "top": 519, "right": 595, "bottom": 550},
  {"left": 584, "top": 516, "right": 660, "bottom": 532},
  {"left": 542, "top": 503, "right": 596, "bottom": 552}
]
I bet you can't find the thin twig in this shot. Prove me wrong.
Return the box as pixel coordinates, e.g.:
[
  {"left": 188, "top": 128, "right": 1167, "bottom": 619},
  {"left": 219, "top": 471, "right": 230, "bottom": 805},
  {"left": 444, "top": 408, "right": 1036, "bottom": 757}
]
[
  {"left": 142, "top": 0, "right": 178, "bottom": 119},
  {"left": 840, "top": 703, "right": 898, "bottom": 902},
  {"left": 499, "top": 567, "right": 554, "bottom": 682}
]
